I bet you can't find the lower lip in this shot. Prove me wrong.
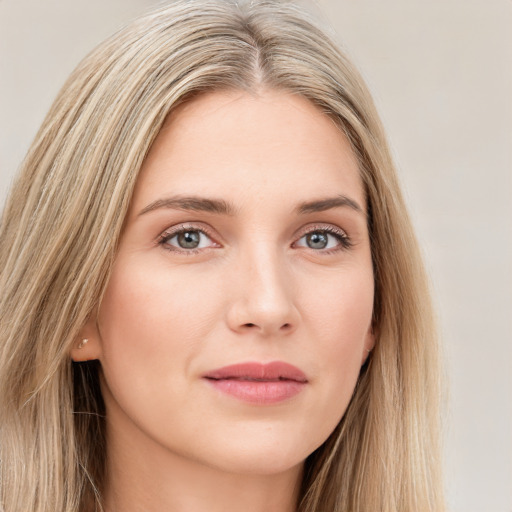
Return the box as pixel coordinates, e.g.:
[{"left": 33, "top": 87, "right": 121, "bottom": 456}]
[{"left": 205, "top": 379, "right": 306, "bottom": 404}]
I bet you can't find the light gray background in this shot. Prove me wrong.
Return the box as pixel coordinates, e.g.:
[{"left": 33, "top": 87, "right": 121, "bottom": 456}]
[{"left": 1, "top": 1, "right": 511, "bottom": 511}]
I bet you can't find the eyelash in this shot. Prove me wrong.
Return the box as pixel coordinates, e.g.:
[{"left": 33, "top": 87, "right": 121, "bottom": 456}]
[{"left": 157, "top": 223, "right": 352, "bottom": 255}]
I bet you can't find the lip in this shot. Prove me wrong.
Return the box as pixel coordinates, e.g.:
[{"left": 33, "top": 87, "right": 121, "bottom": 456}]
[{"left": 203, "top": 361, "right": 308, "bottom": 404}]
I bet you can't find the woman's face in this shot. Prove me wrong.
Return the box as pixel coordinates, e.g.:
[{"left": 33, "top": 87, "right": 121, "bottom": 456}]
[{"left": 84, "top": 90, "right": 374, "bottom": 476}]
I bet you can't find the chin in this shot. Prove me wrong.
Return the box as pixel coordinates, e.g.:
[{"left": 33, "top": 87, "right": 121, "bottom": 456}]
[
  {"left": 207, "top": 448, "right": 305, "bottom": 477},
  {"left": 188, "top": 424, "right": 328, "bottom": 477}
]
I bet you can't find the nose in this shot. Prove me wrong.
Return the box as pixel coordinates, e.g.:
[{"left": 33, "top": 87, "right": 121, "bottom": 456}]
[{"left": 226, "top": 248, "right": 300, "bottom": 337}]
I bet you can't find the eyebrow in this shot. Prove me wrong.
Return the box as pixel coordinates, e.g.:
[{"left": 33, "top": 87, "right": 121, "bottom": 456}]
[
  {"left": 295, "top": 195, "right": 365, "bottom": 216},
  {"left": 138, "top": 196, "right": 237, "bottom": 216},
  {"left": 138, "top": 194, "right": 364, "bottom": 217}
]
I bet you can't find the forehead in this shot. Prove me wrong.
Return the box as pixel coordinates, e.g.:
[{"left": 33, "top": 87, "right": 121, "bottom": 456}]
[{"left": 131, "top": 89, "right": 365, "bottom": 213}]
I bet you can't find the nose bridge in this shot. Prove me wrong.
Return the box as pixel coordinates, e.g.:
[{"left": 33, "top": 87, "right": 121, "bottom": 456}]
[
  {"left": 227, "top": 238, "right": 298, "bottom": 335},
  {"left": 248, "top": 244, "right": 290, "bottom": 305}
]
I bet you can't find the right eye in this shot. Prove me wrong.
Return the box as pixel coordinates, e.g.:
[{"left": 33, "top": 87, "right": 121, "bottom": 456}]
[{"left": 159, "top": 226, "right": 219, "bottom": 253}]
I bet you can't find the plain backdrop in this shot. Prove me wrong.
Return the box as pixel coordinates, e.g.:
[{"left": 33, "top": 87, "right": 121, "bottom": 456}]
[{"left": 1, "top": 1, "right": 511, "bottom": 511}]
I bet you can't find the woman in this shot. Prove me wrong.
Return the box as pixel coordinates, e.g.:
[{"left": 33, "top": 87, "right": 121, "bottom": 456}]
[{"left": 0, "top": 1, "right": 444, "bottom": 511}]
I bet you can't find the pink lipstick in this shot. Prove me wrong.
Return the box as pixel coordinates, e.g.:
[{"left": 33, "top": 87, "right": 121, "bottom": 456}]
[{"left": 203, "top": 361, "right": 308, "bottom": 404}]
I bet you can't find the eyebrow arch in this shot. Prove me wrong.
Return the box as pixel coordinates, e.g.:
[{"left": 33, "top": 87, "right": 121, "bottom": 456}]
[
  {"left": 138, "top": 195, "right": 236, "bottom": 217},
  {"left": 296, "top": 195, "right": 365, "bottom": 216}
]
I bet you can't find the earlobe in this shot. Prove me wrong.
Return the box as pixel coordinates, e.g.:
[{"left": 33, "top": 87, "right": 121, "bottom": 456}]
[
  {"left": 70, "top": 317, "right": 103, "bottom": 362},
  {"left": 70, "top": 336, "right": 102, "bottom": 362},
  {"left": 361, "top": 327, "right": 376, "bottom": 366},
  {"left": 78, "top": 338, "right": 89, "bottom": 349}
]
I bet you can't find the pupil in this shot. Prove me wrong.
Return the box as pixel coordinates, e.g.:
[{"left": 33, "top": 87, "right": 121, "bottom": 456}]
[
  {"left": 178, "top": 231, "right": 200, "bottom": 249},
  {"left": 307, "top": 232, "right": 328, "bottom": 249}
]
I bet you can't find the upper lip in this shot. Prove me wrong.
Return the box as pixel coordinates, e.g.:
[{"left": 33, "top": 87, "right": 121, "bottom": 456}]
[{"left": 203, "top": 361, "right": 308, "bottom": 383}]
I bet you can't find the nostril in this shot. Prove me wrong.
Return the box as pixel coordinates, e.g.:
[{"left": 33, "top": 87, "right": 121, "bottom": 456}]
[{"left": 239, "top": 321, "right": 294, "bottom": 332}]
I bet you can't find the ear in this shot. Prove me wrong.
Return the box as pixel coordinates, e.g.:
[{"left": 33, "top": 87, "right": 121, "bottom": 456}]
[
  {"left": 360, "top": 325, "right": 376, "bottom": 366},
  {"left": 70, "top": 315, "right": 103, "bottom": 362}
]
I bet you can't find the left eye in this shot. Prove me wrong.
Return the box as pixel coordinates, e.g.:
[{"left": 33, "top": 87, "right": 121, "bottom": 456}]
[
  {"left": 295, "top": 230, "right": 345, "bottom": 250},
  {"left": 161, "top": 229, "right": 215, "bottom": 250}
]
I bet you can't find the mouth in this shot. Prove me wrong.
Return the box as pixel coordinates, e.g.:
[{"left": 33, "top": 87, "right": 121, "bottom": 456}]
[{"left": 202, "top": 361, "right": 308, "bottom": 404}]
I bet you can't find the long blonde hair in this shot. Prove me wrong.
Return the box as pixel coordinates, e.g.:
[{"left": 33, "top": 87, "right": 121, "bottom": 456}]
[{"left": 0, "top": 1, "right": 444, "bottom": 510}]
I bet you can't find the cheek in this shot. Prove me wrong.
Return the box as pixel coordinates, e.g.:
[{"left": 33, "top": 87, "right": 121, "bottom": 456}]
[
  {"left": 100, "top": 258, "right": 218, "bottom": 342},
  {"left": 302, "top": 266, "right": 374, "bottom": 351},
  {"left": 300, "top": 268, "right": 373, "bottom": 416},
  {"left": 96, "top": 258, "right": 223, "bottom": 397}
]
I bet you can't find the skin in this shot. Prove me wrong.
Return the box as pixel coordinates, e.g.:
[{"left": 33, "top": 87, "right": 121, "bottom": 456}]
[{"left": 73, "top": 89, "right": 375, "bottom": 512}]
